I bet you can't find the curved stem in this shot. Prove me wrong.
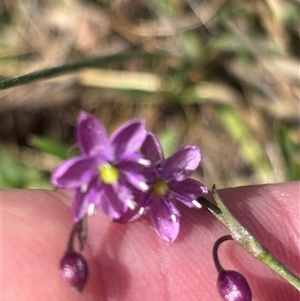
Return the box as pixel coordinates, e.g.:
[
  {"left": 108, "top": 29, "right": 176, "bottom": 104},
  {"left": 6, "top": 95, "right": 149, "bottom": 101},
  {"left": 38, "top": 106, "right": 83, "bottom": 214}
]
[
  {"left": 77, "top": 216, "right": 88, "bottom": 251},
  {"left": 66, "top": 223, "right": 77, "bottom": 253},
  {"left": 0, "top": 50, "right": 174, "bottom": 90},
  {"left": 213, "top": 235, "right": 233, "bottom": 273},
  {"left": 66, "top": 217, "right": 88, "bottom": 253},
  {"left": 197, "top": 185, "right": 300, "bottom": 291}
]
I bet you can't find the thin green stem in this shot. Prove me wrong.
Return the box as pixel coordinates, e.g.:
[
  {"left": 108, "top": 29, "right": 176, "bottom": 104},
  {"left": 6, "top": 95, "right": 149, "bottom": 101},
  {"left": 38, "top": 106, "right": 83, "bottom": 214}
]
[
  {"left": 258, "top": 250, "right": 300, "bottom": 290},
  {"left": 197, "top": 185, "right": 300, "bottom": 291},
  {"left": 0, "top": 50, "right": 175, "bottom": 90}
]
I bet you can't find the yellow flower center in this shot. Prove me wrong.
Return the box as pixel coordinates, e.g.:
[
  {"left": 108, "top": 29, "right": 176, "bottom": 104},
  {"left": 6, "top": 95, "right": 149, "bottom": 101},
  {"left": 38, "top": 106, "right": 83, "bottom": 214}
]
[
  {"left": 99, "top": 163, "right": 119, "bottom": 184},
  {"left": 153, "top": 180, "right": 169, "bottom": 196}
]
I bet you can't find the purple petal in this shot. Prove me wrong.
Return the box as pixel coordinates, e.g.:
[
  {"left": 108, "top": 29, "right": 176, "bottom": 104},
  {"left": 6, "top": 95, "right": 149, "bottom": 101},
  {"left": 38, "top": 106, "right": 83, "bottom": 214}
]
[
  {"left": 110, "top": 119, "right": 146, "bottom": 157},
  {"left": 114, "top": 205, "right": 142, "bottom": 224},
  {"left": 117, "top": 151, "right": 143, "bottom": 163},
  {"left": 76, "top": 111, "right": 110, "bottom": 157},
  {"left": 51, "top": 157, "right": 96, "bottom": 188},
  {"left": 121, "top": 171, "right": 148, "bottom": 191},
  {"left": 72, "top": 189, "right": 89, "bottom": 222},
  {"left": 170, "top": 178, "right": 208, "bottom": 207},
  {"left": 117, "top": 161, "right": 148, "bottom": 191},
  {"left": 140, "top": 132, "right": 164, "bottom": 163},
  {"left": 114, "top": 186, "right": 155, "bottom": 224},
  {"left": 72, "top": 181, "right": 101, "bottom": 222},
  {"left": 112, "top": 182, "right": 135, "bottom": 208},
  {"left": 161, "top": 146, "right": 200, "bottom": 181},
  {"left": 149, "top": 197, "right": 180, "bottom": 242},
  {"left": 97, "top": 185, "right": 128, "bottom": 219}
]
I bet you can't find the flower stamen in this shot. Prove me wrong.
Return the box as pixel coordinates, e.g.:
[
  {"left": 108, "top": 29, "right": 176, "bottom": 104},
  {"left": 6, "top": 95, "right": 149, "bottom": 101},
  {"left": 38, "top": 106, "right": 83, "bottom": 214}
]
[
  {"left": 139, "top": 207, "right": 146, "bottom": 215},
  {"left": 126, "top": 199, "right": 137, "bottom": 210},
  {"left": 88, "top": 203, "right": 96, "bottom": 216},
  {"left": 171, "top": 214, "right": 177, "bottom": 222},
  {"left": 139, "top": 182, "right": 149, "bottom": 191},
  {"left": 81, "top": 183, "right": 88, "bottom": 193},
  {"left": 192, "top": 199, "right": 202, "bottom": 209},
  {"left": 138, "top": 158, "right": 151, "bottom": 166}
]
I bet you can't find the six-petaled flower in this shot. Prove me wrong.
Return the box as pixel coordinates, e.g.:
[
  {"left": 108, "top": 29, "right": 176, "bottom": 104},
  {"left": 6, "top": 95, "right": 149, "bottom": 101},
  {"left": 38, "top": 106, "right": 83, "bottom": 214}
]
[
  {"left": 127, "top": 132, "right": 207, "bottom": 242},
  {"left": 51, "top": 112, "right": 149, "bottom": 221}
]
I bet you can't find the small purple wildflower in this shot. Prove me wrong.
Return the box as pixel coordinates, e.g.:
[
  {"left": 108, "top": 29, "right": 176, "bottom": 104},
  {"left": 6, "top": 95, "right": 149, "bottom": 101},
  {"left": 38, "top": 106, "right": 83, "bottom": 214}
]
[
  {"left": 51, "top": 112, "right": 149, "bottom": 221},
  {"left": 128, "top": 132, "right": 207, "bottom": 242}
]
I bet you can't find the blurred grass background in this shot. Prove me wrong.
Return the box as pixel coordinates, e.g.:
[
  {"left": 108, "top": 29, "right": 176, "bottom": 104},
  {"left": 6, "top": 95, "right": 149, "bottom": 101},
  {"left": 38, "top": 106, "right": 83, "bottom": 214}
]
[{"left": 0, "top": 0, "right": 299, "bottom": 189}]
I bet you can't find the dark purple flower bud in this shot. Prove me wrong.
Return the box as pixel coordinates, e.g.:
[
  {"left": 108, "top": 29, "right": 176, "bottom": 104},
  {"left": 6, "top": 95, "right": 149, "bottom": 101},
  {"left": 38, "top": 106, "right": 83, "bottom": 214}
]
[
  {"left": 60, "top": 251, "right": 88, "bottom": 292},
  {"left": 217, "top": 270, "right": 252, "bottom": 301}
]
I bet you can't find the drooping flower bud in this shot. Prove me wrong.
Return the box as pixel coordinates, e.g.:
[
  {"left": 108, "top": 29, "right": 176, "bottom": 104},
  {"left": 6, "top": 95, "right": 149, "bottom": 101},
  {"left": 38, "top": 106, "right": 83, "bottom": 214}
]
[
  {"left": 217, "top": 270, "right": 252, "bottom": 301},
  {"left": 213, "top": 235, "right": 251, "bottom": 301},
  {"left": 60, "top": 251, "right": 88, "bottom": 292}
]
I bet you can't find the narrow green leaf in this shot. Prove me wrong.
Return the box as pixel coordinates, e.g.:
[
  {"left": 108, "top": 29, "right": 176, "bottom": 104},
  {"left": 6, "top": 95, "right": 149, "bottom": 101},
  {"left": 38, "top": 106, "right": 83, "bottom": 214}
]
[{"left": 30, "top": 135, "right": 70, "bottom": 160}]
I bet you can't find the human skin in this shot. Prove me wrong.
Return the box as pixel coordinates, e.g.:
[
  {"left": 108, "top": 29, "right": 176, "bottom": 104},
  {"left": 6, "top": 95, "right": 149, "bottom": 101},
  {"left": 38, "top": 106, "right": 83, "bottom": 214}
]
[{"left": 1, "top": 182, "right": 300, "bottom": 301}]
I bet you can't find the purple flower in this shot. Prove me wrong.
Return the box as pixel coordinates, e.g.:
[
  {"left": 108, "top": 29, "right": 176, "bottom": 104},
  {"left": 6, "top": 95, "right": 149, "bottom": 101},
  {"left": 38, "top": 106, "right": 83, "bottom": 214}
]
[
  {"left": 51, "top": 112, "right": 149, "bottom": 221},
  {"left": 128, "top": 132, "right": 207, "bottom": 242}
]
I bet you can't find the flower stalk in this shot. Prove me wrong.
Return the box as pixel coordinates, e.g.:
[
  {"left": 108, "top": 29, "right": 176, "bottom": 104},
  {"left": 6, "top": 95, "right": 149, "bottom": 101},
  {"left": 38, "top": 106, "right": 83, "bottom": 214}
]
[
  {"left": 213, "top": 235, "right": 252, "bottom": 301},
  {"left": 213, "top": 235, "right": 233, "bottom": 273},
  {"left": 0, "top": 50, "right": 173, "bottom": 90},
  {"left": 66, "top": 217, "right": 88, "bottom": 252},
  {"left": 198, "top": 185, "right": 300, "bottom": 291},
  {"left": 60, "top": 217, "right": 89, "bottom": 292}
]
